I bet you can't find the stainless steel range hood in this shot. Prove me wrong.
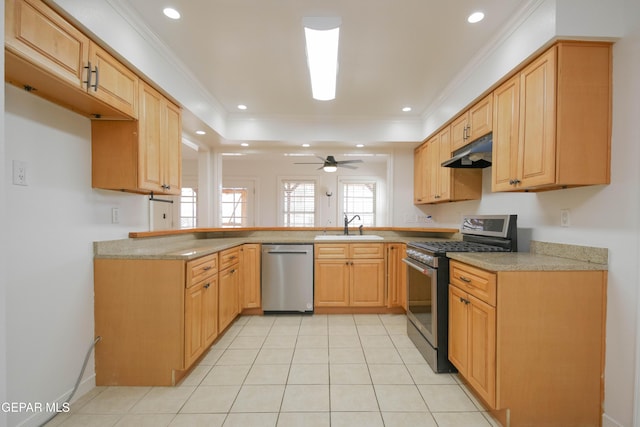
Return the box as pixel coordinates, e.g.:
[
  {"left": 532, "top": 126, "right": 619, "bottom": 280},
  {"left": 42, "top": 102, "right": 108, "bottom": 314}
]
[{"left": 441, "top": 133, "right": 492, "bottom": 168}]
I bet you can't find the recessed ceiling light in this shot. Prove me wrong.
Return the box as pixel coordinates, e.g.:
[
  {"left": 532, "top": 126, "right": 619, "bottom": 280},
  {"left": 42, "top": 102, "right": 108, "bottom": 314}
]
[
  {"left": 356, "top": 144, "right": 364, "bottom": 148},
  {"left": 195, "top": 130, "right": 206, "bottom": 135},
  {"left": 241, "top": 143, "right": 249, "bottom": 147},
  {"left": 302, "top": 143, "right": 310, "bottom": 148},
  {"left": 467, "top": 11, "right": 485, "bottom": 23},
  {"left": 163, "top": 7, "right": 181, "bottom": 20},
  {"left": 237, "top": 104, "right": 248, "bottom": 110},
  {"left": 402, "top": 107, "right": 412, "bottom": 112}
]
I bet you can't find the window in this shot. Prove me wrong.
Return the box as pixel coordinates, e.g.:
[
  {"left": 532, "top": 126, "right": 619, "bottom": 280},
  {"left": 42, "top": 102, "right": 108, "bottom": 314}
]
[
  {"left": 221, "top": 187, "right": 248, "bottom": 227},
  {"left": 282, "top": 180, "right": 316, "bottom": 227},
  {"left": 180, "top": 187, "right": 197, "bottom": 229},
  {"left": 343, "top": 181, "right": 376, "bottom": 226}
]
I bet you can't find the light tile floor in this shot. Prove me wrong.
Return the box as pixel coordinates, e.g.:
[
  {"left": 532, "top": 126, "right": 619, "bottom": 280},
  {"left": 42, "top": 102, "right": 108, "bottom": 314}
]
[{"left": 46, "top": 314, "right": 501, "bottom": 427}]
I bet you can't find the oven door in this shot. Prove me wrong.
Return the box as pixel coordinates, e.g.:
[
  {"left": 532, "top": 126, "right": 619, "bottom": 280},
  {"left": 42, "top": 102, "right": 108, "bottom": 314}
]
[{"left": 403, "top": 257, "right": 438, "bottom": 348}]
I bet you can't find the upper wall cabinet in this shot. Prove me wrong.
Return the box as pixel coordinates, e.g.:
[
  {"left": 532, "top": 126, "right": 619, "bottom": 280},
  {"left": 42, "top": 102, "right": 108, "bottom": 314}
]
[
  {"left": 4, "top": 0, "right": 138, "bottom": 119},
  {"left": 414, "top": 126, "right": 482, "bottom": 205},
  {"left": 451, "top": 93, "right": 493, "bottom": 151},
  {"left": 492, "top": 42, "right": 612, "bottom": 192},
  {"left": 91, "top": 81, "right": 182, "bottom": 195}
]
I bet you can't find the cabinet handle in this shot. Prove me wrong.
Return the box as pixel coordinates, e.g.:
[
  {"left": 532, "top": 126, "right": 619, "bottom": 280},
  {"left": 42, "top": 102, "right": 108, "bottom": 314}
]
[
  {"left": 459, "top": 297, "right": 470, "bottom": 305},
  {"left": 83, "top": 61, "right": 93, "bottom": 90},
  {"left": 509, "top": 179, "right": 521, "bottom": 185},
  {"left": 91, "top": 65, "right": 99, "bottom": 92},
  {"left": 459, "top": 276, "right": 472, "bottom": 283},
  {"left": 202, "top": 266, "right": 212, "bottom": 271},
  {"left": 204, "top": 283, "right": 210, "bottom": 289}
]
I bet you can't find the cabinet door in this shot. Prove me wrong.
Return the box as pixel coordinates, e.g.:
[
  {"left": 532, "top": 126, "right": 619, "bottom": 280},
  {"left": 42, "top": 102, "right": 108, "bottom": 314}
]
[
  {"left": 5, "top": 0, "right": 90, "bottom": 89},
  {"left": 468, "top": 93, "right": 493, "bottom": 141},
  {"left": 138, "top": 82, "right": 165, "bottom": 193},
  {"left": 314, "top": 260, "right": 349, "bottom": 307},
  {"left": 219, "top": 267, "right": 239, "bottom": 332},
  {"left": 448, "top": 285, "right": 469, "bottom": 375},
  {"left": 88, "top": 43, "right": 138, "bottom": 118},
  {"left": 426, "top": 137, "right": 439, "bottom": 202},
  {"left": 386, "top": 244, "right": 406, "bottom": 309},
  {"left": 492, "top": 74, "right": 520, "bottom": 192},
  {"left": 467, "top": 294, "right": 496, "bottom": 409},
  {"left": 240, "top": 244, "right": 261, "bottom": 309},
  {"left": 518, "top": 47, "right": 557, "bottom": 189},
  {"left": 184, "top": 283, "right": 205, "bottom": 368},
  {"left": 451, "top": 113, "right": 469, "bottom": 151},
  {"left": 350, "top": 259, "right": 385, "bottom": 307},
  {"left": 203, "top": 277, "right": 218, "bottom": 347},
  {"left": 413, "top": 144, "right": 428, "bottom": 204},
  {"left": 163, "top": 100, "right": 182, "bottom": 195}
]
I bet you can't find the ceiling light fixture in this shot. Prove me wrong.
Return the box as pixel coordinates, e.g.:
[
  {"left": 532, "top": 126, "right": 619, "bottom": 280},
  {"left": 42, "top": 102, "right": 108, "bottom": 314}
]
[
  {"left": 163, "top": 7, "right": 181, "bottom": 20},
  {"left": 241, "top": 143, "right": 249, "bottom": 147},
  {"left": 467, "top": 11, "right": 485, "bottom": 23},
  {"left": 402, "top": 107, "right": 412, "bottom": 112},
  {"left": 195, "top": 130, "right": 206, "bottom": 135},
  {"left": 303, "top": 17, "right": 341, "bottom": 101},
  {"left": 302, "top": 143, "right": 310, "bottom": 147},
  {"left": 356, "top": 144, "right": 364, "bottom": 148},
  {"left": 323, "top": 165, "right": 338, "bottom": 172},
  {"left": 237, "top": 104, "right": 247, "bottom": 110}
]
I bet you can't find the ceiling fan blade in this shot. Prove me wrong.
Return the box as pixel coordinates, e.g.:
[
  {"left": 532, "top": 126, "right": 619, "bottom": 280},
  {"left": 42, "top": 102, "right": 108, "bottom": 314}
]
[
  {"left": 316, "top": 155, "right": 329, "bottom": 162},
  {"left": 294, "top": 162, "right": 323, "bottom": 164},
  {"left": 337, "top": 159, "right": 363, "bottom": 164},
  {"left": 338, "top": 164, "right": 358, "bottom": 169}
]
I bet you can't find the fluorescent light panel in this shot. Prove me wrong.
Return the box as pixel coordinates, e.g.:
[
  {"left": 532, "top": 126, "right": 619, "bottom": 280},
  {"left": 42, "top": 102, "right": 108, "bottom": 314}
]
[{"left": 303, "top": 17, "right": 341, "bottom": 101}]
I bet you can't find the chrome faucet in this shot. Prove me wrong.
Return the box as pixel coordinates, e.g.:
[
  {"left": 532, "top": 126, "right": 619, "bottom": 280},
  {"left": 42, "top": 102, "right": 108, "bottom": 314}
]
[{"left": 344, "top": 214, "right": 361, "bottom": 235}]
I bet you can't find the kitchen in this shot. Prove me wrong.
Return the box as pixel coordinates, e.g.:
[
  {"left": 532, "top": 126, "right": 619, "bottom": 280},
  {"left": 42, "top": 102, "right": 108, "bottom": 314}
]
[{"left": 1, "top": 1, "right": 639, "bottom": 427}]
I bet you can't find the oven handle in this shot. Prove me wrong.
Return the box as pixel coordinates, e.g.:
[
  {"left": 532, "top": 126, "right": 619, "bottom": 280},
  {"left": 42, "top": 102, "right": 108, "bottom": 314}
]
[{"left": 402, "top": 257, "right": 435, "bottom": 275}]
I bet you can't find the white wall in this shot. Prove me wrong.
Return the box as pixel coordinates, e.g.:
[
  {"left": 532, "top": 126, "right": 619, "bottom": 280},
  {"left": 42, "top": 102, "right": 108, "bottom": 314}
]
[
  {"left": 222, "top": 153, "right": 389, "bottom": 227},
  {"left": 4, "top": 84, "right": 149, "bottom": 427}
]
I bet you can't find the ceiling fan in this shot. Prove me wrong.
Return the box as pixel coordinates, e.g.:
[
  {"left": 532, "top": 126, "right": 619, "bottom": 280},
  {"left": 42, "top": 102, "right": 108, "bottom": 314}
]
[{"left": 295, "top": 155, "right": 363, "bottom": 172}]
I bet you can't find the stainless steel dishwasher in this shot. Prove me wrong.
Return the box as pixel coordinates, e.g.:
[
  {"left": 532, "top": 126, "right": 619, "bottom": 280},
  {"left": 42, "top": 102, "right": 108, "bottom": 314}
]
[{"left": 261, "top": 244, "right": 314, "bottom": 313}]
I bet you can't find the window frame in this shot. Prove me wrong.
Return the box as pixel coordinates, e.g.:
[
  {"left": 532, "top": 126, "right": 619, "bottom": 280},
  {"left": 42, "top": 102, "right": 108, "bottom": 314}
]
[{"left": 278, "top": 177, "right": 318, "bottom": 227}]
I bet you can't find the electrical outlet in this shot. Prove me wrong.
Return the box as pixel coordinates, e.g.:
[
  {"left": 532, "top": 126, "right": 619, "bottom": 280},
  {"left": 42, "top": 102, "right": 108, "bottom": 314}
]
[
  {"left": 12, "top": 160, "right": 28, "bottom": 186},
  {"left": 112, "top": 208, "right": 120, "bottom": 224},
  {"left": 560, "top": 209, "right": 570, "bottom": 227}
]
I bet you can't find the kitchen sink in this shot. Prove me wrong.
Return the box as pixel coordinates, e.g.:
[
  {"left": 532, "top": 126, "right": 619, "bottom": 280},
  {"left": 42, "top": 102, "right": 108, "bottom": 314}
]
[{"left": 314, "top": 234, "right": 384, "bottom": 241}]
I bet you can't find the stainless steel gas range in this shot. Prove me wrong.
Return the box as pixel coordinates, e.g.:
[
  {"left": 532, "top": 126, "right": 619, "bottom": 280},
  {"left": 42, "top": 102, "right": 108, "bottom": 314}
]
[{"left": 403, "top": 214, "right": 518, "bottom": 373}]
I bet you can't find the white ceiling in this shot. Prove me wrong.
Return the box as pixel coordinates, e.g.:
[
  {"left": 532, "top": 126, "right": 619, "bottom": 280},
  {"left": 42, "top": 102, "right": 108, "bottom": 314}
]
[{"left": 118, "top": 0, "right": 531, "bottom": 154}]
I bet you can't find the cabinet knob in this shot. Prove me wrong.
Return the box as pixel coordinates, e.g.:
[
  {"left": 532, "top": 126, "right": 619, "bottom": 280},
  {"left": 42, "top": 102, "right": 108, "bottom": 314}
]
[{"left": 204, "top": 283, "right": 210, "bottom": 289}]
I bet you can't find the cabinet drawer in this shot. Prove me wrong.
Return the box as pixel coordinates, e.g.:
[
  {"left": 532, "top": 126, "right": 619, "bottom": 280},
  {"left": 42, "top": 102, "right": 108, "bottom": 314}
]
[
  {"left": 219, "top": 247, "right": 241, "bottom": 270},
  {"left": 450, "top": 260, "right": 496, "bottom": 306},
  {"left": 186, "top": 253, "right": 218, "bottom": 287},
  {"left": 350, "top": 243, "right": 384, "bottom": 259},
  {"left": 315, "top": 244, "right": 349, "bottom": 259}
]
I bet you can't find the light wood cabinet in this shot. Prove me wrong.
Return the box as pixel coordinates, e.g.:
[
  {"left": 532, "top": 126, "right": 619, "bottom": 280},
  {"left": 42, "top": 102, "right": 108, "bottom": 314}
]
[
  {"left": 184, "top": 275, "right": 218, "bottom": 368},
  {"left": 413, "top": 143, "right": 429, "bottom": 204},
  {"left": 91, "top": 81, "right": 182, "bottom": 195},
  {"left": 184, "top": 253, "right": 218, "bottom": 368},
  {"left": 240, "top": 244, "right": 261, "bottom": 310},
  {"left": 4, "top": 0, "right": 138, "bottom": 119},
  {"left": 448, "top": 260, "right": 607, "bottom": 426},
  {"left": 451, "top": 93, "right": 493, "bottom": 151},
  {"left": 414, "top": 126, "right": 482, "bottom": 205},
  {"left": 314, "top": 243, "right": 385, "bottom": 308},
  {"left": 492, "top": 41, "right": 612, "bottom": 192},
  {"left": 94, "top": 252, "right": 220, "bottom": 386},
  {"left": 219, "top": 247, "right": 240, "bottom": 332},
  {"left": 386, "top": 243, "right": 406, "bottom": 309}
]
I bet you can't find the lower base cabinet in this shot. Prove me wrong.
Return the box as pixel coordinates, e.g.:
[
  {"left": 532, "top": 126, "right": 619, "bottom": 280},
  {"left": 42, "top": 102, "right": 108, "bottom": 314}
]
[
  {"left": 94, "top": 249, "right": 241, "bottom": 386},
  {"left": 449, "top": 260, "right": 607, "bottom": 427}
]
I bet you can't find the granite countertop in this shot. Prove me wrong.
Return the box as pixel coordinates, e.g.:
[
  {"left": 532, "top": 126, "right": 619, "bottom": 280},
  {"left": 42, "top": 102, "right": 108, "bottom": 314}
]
[
  {"left": 447, "top": 241, "right": 608, "bottom": 271},
  {"left": 93, "top": 231, "right": 457, "bottom": 260}
]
